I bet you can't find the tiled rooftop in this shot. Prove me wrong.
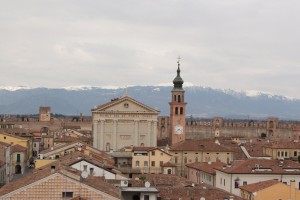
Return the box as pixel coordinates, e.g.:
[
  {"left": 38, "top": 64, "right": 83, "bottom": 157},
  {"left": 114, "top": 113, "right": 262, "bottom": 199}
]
[
  {"left": 215, "top": 159, "right": 300, "bottom": 174},
  {"left": 186, "top": 161, "right": 226, "bottom": 175},
  {"left": 263, "top": 140, "right": 300, "bottom": 149},
  {"left": 0, "top": 162, "right": 120, "bottom": 198},
  {"left": 158, "top": 183, "right": 244, "bottom": 200},
  {"left": 162, "top": 161, "right": 176, "bottom": 167},
  {"left": 11, "top": 144, "right": 27, "bottom": 153},
  {"left": 170, "top": 140, "right": 233, "bottom": 152},
  {"left": 239, "top": 179, "right": 279, "bottom": 193}
]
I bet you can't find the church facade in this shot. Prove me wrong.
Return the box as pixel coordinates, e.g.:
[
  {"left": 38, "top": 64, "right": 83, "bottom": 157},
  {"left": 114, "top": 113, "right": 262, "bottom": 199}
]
[{"left": 92, "top": 95, "right": 159, "bottom": 151}]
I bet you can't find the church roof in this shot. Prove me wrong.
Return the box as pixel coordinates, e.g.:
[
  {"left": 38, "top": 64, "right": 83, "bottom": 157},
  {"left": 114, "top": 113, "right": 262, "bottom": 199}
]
[{"left": 92, "top": 95, "right": 159, "bottom": 114}]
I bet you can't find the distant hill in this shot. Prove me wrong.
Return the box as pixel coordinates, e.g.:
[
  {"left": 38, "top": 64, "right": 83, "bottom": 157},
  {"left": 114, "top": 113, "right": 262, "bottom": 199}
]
[{"left": 1, "top": 86, "right": 300, "bottom": 120}]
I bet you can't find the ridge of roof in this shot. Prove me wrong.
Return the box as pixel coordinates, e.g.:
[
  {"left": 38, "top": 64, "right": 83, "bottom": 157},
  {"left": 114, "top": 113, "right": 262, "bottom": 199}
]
[{"left": 239, "top": 179, "right": 280, "bottom": 192}]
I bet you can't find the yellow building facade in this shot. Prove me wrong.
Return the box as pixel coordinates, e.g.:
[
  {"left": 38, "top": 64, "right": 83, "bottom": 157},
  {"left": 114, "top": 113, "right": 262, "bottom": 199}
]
[
  {"left": 0, "top": 133, "right": 32, "bottom": 159},
  {"left": 240, "top": 180, "right": 300, "bottom": 200},
  {"left": 132, "top": 147, "right": 172, "bottom": 173}
]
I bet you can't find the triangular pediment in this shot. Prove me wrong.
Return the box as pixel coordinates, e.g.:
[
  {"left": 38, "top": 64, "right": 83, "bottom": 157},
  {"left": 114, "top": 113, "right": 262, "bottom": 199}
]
[{"left": 92, "top": 96, "right": 159, "bottom": 114}]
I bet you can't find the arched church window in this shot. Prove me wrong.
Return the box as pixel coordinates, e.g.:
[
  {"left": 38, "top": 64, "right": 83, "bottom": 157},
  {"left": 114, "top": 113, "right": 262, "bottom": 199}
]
[
  {"left": 178, "top": 95, "right": 181, "bottom": 102},
  {"left": 175, "top": 107, "right": 178, "bottom": 115},
  {"left": 174, "top": 95, "right": 176, "bottom": 101}
]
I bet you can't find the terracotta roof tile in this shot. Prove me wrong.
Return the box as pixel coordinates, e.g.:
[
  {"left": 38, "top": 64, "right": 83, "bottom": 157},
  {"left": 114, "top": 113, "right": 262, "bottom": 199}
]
[
  {"left": 0, "top": 165, "right": 58, "bottom": 196},
  {"left": 158, "top": 183, "right": 244, "bottom": 200},
  {"left": 32, "top": 132, "right": 42, "bottom": 137},
  {"left": 215, "top": 159, "right": 300, "bottom": 174},
  {"left": 162, "top": 162, "right": 177, "bottom": 167},
  {"left": 0, "top": 163, "right": 120, "bottom": 198},
  {"left": 186, "top": 161, "right": 226, "bottom": 175},
  {"left": 132, "top": 174, "right": 191, "bottom": 187},
  {"left": 263, "top": 140, "right": 300, "bottom": 149},
  {"left": 11, "top": 144, "right": 27, "bottom": 153},
  {"left": 0, "top": 141, "right": 10, "bottom": 147},
  {"left": 71, "top": 196, "right": 88, "bottom": 200},
  {"left": 239, "top": 179, "right": 280, "bottom": 192},
  {"left": 170, "top": 140, "right": 233, "bottom": 152}
]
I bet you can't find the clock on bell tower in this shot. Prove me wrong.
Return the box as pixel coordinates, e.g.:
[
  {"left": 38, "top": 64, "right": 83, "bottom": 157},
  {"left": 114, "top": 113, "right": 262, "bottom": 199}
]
[{"left": 169, "top": 58, "right": 186, "bottom": 145}]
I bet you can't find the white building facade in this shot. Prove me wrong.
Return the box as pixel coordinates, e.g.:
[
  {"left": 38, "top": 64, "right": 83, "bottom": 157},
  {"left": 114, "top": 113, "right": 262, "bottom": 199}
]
[
  {"left": 92, "top": 95, "right": 159, "bottom": 151},
  {"left": 215, "top": 159, "right": 300, "bottom": 196}
]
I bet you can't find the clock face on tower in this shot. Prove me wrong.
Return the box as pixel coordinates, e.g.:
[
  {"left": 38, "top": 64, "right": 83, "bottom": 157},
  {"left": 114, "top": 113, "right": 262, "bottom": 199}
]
[{"left": 175, "top": 125, "right": 183, "bottom": 134}]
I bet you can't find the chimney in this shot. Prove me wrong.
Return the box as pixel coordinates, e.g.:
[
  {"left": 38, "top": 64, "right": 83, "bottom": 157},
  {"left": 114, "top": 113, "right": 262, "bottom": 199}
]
[{"left": 51, "top": 165, "right": 56, "bottom": 173}]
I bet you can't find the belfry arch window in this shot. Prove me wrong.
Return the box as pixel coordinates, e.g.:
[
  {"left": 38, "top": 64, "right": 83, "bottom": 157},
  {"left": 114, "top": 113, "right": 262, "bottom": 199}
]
[
  {"left": 180, "top": 107, "right": 183, "bottom": 115},
  {"left": 174, "top": 95, "right": 176, "bottom": 101},
  {"left": 175, "top": 107, "right": 178, "bottom": 115},
  {"left": 178, "top": 95, "right": 181, "bottom": 102}
]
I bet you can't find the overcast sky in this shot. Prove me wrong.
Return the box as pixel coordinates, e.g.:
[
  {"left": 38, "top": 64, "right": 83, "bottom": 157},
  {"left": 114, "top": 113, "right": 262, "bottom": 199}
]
[{"left": 1, "top": 1, "right": 300, "bottom": 98}]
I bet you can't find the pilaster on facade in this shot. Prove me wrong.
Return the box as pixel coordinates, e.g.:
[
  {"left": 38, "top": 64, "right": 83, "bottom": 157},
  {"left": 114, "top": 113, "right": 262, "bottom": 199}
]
[
  {"left": 91, "top": 95, "right": 159, "bottom": 151},
  {"left": 113, "top": 119, "right": 118, "bottom": 151},
  {"left": 93, "top": 121, "right": 98, "bottom": 147},
  {"left": 134, "top": 120, "right": 139, "bottom": 146},
  {"left": 99, "top": 120, "right": 104, "bottom": 150},
  {"left": 147, "top": 121, "right": 152, "bottom": 147},
  {"left": 152, "top": 120, "right": 158, "bottom": 146}
]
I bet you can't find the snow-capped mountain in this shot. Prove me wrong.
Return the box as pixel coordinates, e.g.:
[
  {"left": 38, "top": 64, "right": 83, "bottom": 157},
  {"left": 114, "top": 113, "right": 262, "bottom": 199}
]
[{"left": 0, "top": 85, "right": 299, "bottom": 120}]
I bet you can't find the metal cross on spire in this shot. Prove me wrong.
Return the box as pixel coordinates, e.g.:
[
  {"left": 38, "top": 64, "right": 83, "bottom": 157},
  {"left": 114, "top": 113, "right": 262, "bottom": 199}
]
[{"left": 177, "top": 56, "right": 181, "bottom": 65}]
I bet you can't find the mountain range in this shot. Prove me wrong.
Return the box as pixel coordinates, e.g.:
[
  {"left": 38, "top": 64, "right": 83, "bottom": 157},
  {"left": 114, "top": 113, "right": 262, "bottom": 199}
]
[{"left": 0, "top": 86, "right": 300, "bottom": 120}]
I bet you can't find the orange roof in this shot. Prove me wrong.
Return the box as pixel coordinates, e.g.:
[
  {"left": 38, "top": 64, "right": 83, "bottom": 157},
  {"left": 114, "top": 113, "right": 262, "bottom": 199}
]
[
  {"left": 239, "top": 179, "right": 280, "bottom": 192},
  {"left": 0, "top": 164, "right": 120, "bottom": 198},
  {"left": 170, "top": 140, "right": 233, "bottom": 152},
  {"left": 32, "top": 132, "right": 42, "bottom": 137},
  {"left": 162, "top": 162, "right": 177, "bottom": 167},
  {"left": 214, "top": 159, "right": 300, "bottom": 174},
  {"left": 11, "top": 144, "right": 27, "bottom": 153},
  {"left": 186, "top": 161, "right": 226, "bottom": 175},
  {"left": 263, "top": 141, "right": 300, "bottom": 149}
]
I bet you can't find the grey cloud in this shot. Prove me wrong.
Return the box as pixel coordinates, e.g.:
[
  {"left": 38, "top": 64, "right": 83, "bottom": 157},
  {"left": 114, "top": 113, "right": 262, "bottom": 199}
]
[{"left": 0, "top": 0, "right": 300, "bottom": 98}]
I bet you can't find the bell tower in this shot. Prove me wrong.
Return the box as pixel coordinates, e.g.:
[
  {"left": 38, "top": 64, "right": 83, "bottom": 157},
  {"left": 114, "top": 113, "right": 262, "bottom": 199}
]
[{"left": 169, "top": 58, "right": 186, "bottom": 145}]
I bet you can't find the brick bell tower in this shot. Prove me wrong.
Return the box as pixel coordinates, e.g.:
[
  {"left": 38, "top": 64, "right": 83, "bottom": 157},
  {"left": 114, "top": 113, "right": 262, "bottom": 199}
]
[{"left": 169, "top": 58, "right": 186, "bottom": 145}]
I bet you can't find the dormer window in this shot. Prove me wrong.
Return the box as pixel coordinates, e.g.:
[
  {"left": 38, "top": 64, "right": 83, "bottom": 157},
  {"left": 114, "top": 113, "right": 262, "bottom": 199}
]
[{"left": 124, "top": 103, "right": 129, "bottom": 108}]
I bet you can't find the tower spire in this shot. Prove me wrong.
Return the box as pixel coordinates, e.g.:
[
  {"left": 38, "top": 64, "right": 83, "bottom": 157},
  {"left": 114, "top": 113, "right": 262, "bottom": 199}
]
[
  {"left": 177, "top": 56, "right": 181, "bottom": 76},
  {"left": 173, "top": 57, "right": 184, "bottom": 90}
]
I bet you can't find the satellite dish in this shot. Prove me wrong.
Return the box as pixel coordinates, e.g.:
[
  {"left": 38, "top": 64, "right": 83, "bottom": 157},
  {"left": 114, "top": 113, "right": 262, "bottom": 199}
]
[
  {"left": 145, "top": 181, "right": 150, "bottom": 188},
  {"left": 81, "top": 171, "right": 88, "bottom": 179}
]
